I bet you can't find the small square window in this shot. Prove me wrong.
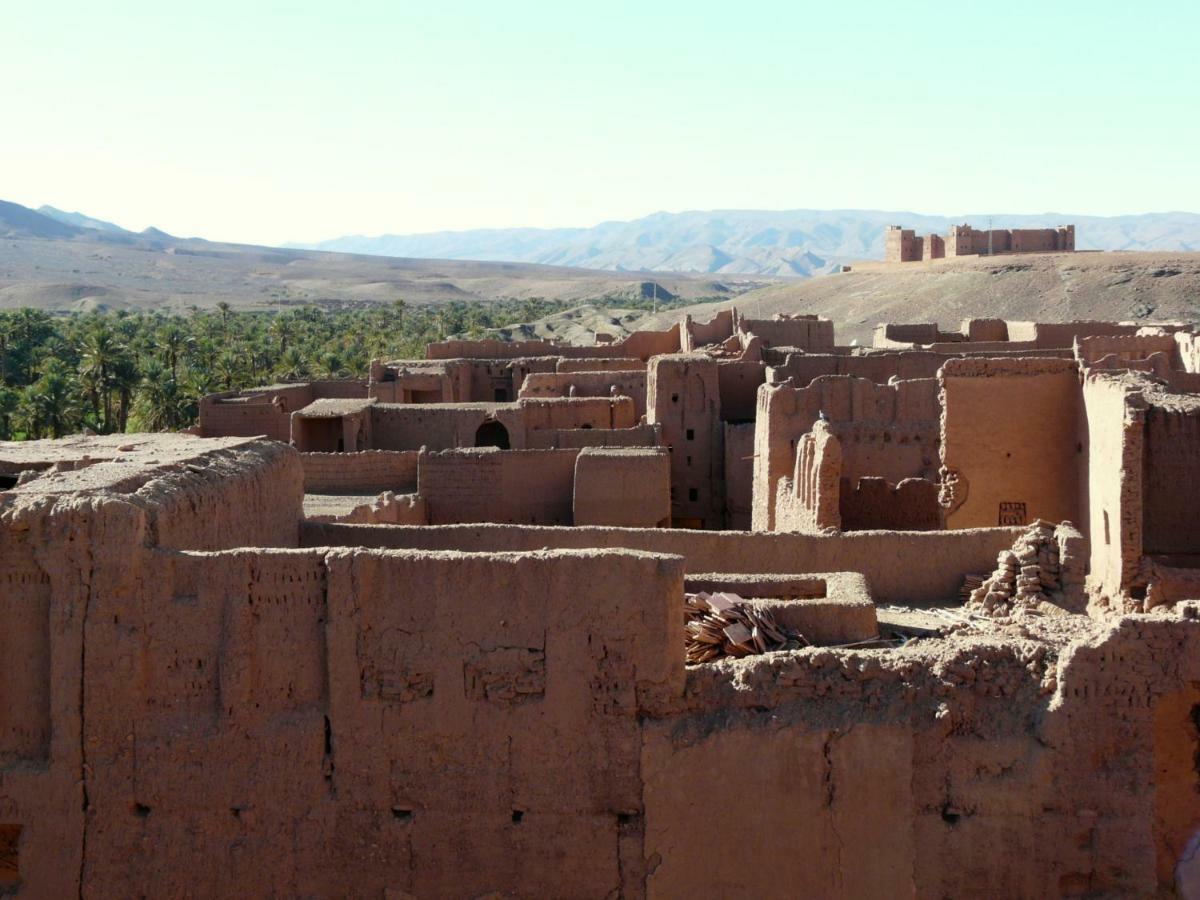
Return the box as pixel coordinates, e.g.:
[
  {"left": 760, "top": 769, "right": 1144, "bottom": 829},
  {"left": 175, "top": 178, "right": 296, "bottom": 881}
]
[
  {"left": 688, "top": 488, "right": 698, "bottom": 502},
  {"left": 671, "top": 393, "right": 679, "bottom": 403},
  {"left": 686, "top": 429, "right": 694, "bottom": 441}
]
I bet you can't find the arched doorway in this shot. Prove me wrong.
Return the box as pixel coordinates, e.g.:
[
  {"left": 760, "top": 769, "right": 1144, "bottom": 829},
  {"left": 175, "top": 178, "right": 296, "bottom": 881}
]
[{"left": 474, "top": 421, "right": 510, "bottom": 449}]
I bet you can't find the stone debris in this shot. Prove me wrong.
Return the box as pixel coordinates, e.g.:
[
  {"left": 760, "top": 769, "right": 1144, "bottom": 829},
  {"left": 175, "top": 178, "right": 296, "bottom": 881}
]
[
  {"left": 964, "top": 519, "right": 1068, "bottom": 616},
  {"left": 684, "top": 591, "right": 807, "bottom": 665}
]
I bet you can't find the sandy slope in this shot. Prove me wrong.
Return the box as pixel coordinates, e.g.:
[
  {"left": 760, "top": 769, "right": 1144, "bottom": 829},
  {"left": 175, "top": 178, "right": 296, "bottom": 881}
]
[
  {"left": 0, "top": 234, "right": 769, "bottom": 313},
  {"left": 625, "top": 251, "right": 1200, "bottom": 345}
]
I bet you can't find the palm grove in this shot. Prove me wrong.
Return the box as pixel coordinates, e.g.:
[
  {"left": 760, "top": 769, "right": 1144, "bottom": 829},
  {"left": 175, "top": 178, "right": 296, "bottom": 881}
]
[{"left": 0, "top": 297, "right": 644, "bottom": 440}]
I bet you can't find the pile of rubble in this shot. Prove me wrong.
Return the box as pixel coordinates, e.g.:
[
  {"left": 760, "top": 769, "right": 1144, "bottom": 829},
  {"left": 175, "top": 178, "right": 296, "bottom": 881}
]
[
  {"left": 964, "top": 520, "right": 1066, "bottom": 615},
  {"left": 684, "top": 591, "right": 807, "bottom": 665}
]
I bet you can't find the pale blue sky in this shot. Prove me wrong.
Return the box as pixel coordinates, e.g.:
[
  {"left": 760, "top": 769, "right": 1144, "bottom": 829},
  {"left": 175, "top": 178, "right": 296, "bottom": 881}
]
[{"left": 3, "top": 0, "right": 1196, "bottom": 245}]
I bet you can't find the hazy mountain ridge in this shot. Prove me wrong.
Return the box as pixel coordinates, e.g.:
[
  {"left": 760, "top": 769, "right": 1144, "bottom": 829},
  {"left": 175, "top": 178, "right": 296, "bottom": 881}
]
[
  {"left": 295, "top": 209, "right": 1200, "bottom": 276},
  {"left": 0, "top": 198, "right": 752, "bottom": 314},
  {"left": 37, "top": 205, "right": 129, "bottom": 234}
]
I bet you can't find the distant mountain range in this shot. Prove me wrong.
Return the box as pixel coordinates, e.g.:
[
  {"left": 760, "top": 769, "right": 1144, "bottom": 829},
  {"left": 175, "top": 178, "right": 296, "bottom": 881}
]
[
  {"left": 292, "top": 209, "right": 1200, "bottom": 277},
  {"left": 0, "top": 199, "right": 170, "bottom": 243},
  {"left": 0, "top": 198, "right": 746, "bottom": 313}
]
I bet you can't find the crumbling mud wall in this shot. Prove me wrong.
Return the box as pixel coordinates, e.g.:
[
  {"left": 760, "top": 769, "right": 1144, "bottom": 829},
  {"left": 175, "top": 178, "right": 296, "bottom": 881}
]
[
  {"left": 1082, "top": 373, "right": 1145, "bottom": 602},
  {"left": 753, "top": 376, "right": 939, "bottom": 531},
  {"left": 1141, "top": 396, "right": 1200, "bottom": 560},
  {"left": 61, "top": 546, "right": 683, "bottom": 897},
  {"left": 643, "top": 614, "right": 1200, "bottom": 897},
  {"left": 3, "top": 434, "right": 1200, "bottom": 896},
  {"left": 519, "top": 371, "right": 648, "bottom": 419},
  {"left": 301, "top": 522, "right": 1021, "bottom": 605}
]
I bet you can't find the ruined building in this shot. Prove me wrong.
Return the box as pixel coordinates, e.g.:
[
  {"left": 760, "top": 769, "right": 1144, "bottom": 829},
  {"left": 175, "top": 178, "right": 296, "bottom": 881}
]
[
  {"left": 2, "top": 308, "right": 1200, "bottom": 896},
  {"left": 886, "top": 223, "right": 1076, "bottom": 262}
]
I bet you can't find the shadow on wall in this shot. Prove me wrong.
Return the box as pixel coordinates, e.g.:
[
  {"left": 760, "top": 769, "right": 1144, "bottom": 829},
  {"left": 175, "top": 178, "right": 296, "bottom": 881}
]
[{"left": 475, "top": 421, "right": 511, "bottom": 449}]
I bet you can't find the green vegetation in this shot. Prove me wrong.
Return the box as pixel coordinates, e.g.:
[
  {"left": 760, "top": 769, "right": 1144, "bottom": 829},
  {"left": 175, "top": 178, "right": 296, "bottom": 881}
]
[{"left": 0, "top": 294, "right": 693, "bottom": 440}]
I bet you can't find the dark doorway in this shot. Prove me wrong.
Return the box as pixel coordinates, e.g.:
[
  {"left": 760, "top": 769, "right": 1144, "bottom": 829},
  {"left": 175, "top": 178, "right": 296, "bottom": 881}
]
[
  {"left": 474, "top": 421, "right": 510, "bottom": 449},
  {"left": 494, "top": 388, "right": 510, "bottom": 402}
]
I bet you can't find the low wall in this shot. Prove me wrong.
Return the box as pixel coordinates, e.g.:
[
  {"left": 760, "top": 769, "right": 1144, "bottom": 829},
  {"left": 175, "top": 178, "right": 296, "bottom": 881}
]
[
  {"left": 298, "top": 522, "right": 1022, "bottom": 604},
  {"left": 419, "top": 448, "right": 580, "bottom": 525},
  {"left": 519, "top": 371, "right": 647, "bottom": 419},
  {"left": 300, "top": 450, "right": 419, "bottom": 493}
]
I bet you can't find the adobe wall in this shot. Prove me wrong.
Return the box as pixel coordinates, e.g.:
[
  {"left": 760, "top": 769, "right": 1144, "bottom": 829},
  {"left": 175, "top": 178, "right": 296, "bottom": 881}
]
[
  {"left": 468, "top": 358, "right": 559, "bottom": 404},
  {"left": 6, "top": 500, "right": 1197, "bottom": 897},
  {"left": 368, "top": 403, "right": 521, "bottom": 451},
  {"left": 370, "top": 361, "right": 471, "bottom": 403},
  {"left": 885, "top": 226, "right": 918, "bottom": 262},
  {"left": 300, "top": 450, "right": 420, "bottom": 494},
  {"left": 300, "top": 522, "right": 1021, "bottom": 605},
  {"left": 1141, "top": 393, "right": 1200, "bottom": 559},
  {"left": 752, "top": 376, "right": 940, "bottom": 531},
  {"left": 1008, "top": 320, "right": 1143, "bottom": 349},
  {"left": 738, "top": 316, "right": 835, "bottom": 351},
  {"left": 518, "top": 370, "right": 648, "bottom": 419},
  {"left": 199, "top": 391, "right": 303, "bottom": 442},
  {"left": 427, "top": 338, "right": 561, "bottom": 360},
  {"left": 311, "top": 379, "right": 369, "bottom": 399},
  {"left": 1076, "top": 333, "right": 1180, "bottom": 367},
  {"left": 556, "top": 357, "right": 644, "bottom": 373},
  {"left": 427, "top": 328, "right": 682, "bottom": 363},
  {"left": 418, "top": 448, "right": 580, "bottom": 525},
  {"left": 840, "top": 476, "right": 942, "bottom": 531},
  {"left": 774, "top": 421, "right": 842, "bottom": 533},
  {"left": 13, "top": 542, "right": 682, "bottom": 896},
  {"left": 681, "top": 309, "right": 735, "bottom": 351},
  {"left": 722, "top": 422, "right": 755, "bottom": 530},
  {"left": 874, "top": 323, "right": 941, "bottom": 347},
  {"left": 519, "top": 396, "right": 637, "bottom": 433},
  {"left": 647, "top": 354, "right": 724, "bottom": 527},
  {"left": 940, "top": 358, "right": 1082, "bottom": 529},
  {"left": 643, "top": 615, "right": 1200, "bottom": 898},
  {"left": 771, "top": 350, "right": 947, "bottom": 386},
  {"left": 716, "top": 359, "right": 765, "bottom": 422},
  {"left": 525, "top": 423, "right": 662, "bottom": 450},
  {"left": 573, "top": 447, "right": 670, "bottom": 527},
  {"left": 1081, "top": 373, "right": 1145, "bottom": 602}
]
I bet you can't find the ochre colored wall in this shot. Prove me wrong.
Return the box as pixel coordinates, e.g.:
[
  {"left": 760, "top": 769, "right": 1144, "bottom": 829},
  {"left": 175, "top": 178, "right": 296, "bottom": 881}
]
[
  {"left": 301, "top": 521, "right": 1021, "bottom": 605},
  {"left": 941, "top": 359, "right": 1082, "bottom": 529},
  {"left": 573, "top": 448, "right": 670, "bottom": 527},
  {"left": 418, "top": 448, "right": 580, "bottom": 525},
  {"left": 1142, "top": 402, "right": 1200, "bottom": 558},
  {"left": 1082, "top": 373, "right": 1144, "bottom": 600},
  {"left": 300, "top": 450, "right": 419, "bottom": 493}
]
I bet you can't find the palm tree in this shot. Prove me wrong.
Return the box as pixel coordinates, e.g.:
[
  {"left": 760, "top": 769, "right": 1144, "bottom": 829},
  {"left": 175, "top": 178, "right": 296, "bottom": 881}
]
[
  {"left": 215, "top": 349, "right": 243, "bottom": 390},
  {"left": 317, "top": 351, "right": 343, "bottom": 378},
  {"left": 79, "top": 326, "right": 124, "bottom": 432},
  {"left": 18, "top": 359, "right": 83, "bottom": 439},
  {"left": 216, "top": 301, "right": 232, "bottom": 336},
  {"left": 111, "top": 355, "right": 140, "bottom": 433},
  {"left": 0, "top": 386, "right": 17, "bottom": 440},
  {"left": 134, "top": 361, "right": 188, "bottom": 431},
  {"left": 155, "top": 322, "right": 191, "bottom": 381},
  {"left": 274, "top": 347, "right": 310, "bottom": 382}
]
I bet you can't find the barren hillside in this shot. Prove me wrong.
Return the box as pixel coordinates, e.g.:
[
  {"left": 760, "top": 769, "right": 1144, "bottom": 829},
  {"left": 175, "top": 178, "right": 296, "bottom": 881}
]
[
  {"left": 0, "top": 233, "right": 763, "bottom": 313},
  {"left": 621, "top": 251, "right": 1200, "bottom": 345}
]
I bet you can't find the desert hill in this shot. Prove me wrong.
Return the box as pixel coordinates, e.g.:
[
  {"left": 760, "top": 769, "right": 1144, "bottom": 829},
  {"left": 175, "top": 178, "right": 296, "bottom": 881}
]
[
  {"left": 0, "top": 200, "right": 758, "bottom": 313},
  {"left": 520, "top": 252, "right": 1200, "bottom": 347},
  {"left": 296, "top": 209, "right": 1200, "bottom": 277}
]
